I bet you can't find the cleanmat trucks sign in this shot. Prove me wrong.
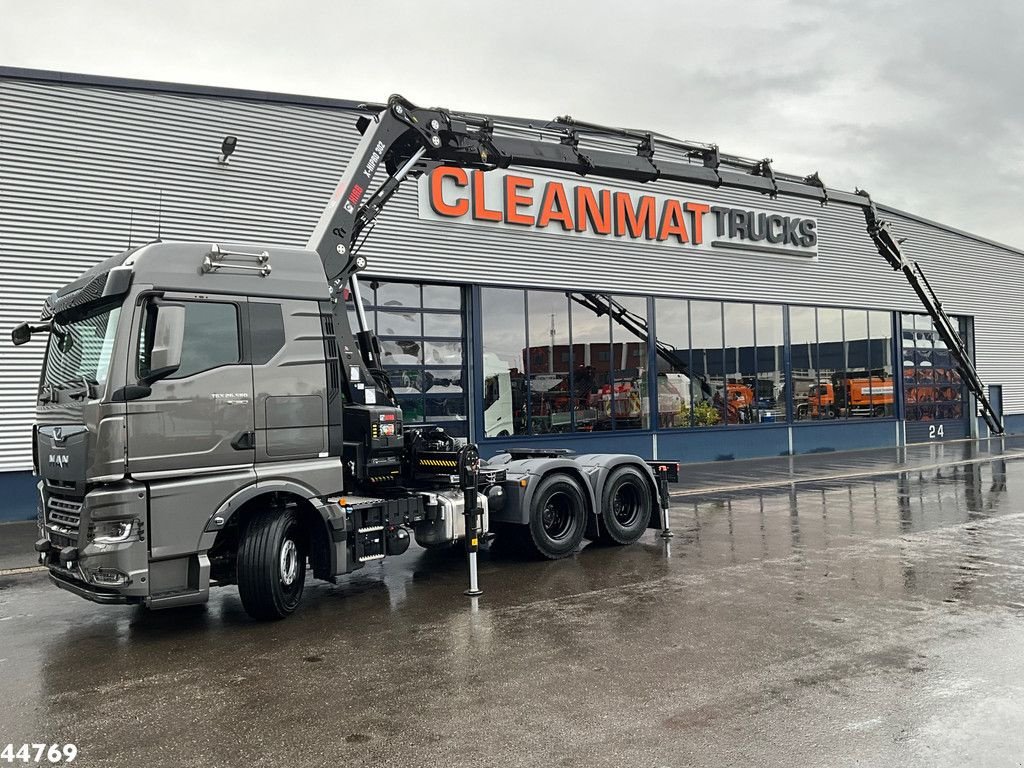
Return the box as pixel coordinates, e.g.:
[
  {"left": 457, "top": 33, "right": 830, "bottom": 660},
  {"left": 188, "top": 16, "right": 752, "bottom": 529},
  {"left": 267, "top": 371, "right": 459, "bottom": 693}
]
[{"left": 417, "top": 167, "right": 818, "bottom": 257}]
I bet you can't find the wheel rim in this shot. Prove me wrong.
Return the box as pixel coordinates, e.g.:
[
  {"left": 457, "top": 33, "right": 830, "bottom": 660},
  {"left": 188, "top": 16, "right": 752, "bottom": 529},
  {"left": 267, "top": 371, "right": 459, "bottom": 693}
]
[
  {"left": 280, "top": 538, "right": 299, "bottom": 587},
  {"left": 612, "top": 482, "right": 642, "bottom": 528},
  {"left": 541, "top": 492, "right": 575, "bottom": 541}
]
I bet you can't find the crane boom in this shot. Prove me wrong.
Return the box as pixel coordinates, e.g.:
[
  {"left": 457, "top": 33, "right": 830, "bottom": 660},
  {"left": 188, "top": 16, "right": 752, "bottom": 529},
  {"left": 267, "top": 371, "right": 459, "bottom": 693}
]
[{"left": 307, "top": 94, "right": 1004, "bottom": 435}]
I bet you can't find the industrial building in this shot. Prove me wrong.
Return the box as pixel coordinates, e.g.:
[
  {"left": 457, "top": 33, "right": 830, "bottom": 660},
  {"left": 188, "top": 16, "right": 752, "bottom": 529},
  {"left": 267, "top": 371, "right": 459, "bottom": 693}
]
[{"left": 2, "top": 67, "right": 1021, "bottom": 521}]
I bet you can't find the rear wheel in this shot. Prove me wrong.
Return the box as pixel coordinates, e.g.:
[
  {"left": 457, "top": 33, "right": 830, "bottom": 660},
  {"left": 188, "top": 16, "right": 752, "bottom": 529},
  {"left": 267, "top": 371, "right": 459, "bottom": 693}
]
[
  {"left": 524, "top": 473, "right": 588, "bottom": 559},
  {"left": 237, "top": 506, "right": 306, "bottom": 620},
  {"left": 599, "top": 465, "right": 652, "bottom": 545}
]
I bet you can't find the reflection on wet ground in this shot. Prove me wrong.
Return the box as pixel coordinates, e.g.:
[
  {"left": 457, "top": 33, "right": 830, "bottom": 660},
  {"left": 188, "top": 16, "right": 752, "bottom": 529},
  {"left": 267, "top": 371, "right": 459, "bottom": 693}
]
[{"left": 3, "top": 456, "right": 1024, "bottom": 767}]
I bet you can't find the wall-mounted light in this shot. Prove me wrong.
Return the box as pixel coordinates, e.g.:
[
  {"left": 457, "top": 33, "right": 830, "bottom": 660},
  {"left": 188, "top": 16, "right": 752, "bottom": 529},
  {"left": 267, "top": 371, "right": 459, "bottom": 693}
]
[{"left": 218, "top": 135, "right": 238, "bottom": 165}]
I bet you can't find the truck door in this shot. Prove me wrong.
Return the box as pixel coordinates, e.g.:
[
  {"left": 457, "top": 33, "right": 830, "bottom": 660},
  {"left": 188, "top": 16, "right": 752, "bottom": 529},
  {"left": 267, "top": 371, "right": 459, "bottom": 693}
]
[
  {"left": 248, "top": 298, "right": 333, "bottom": 475},
  {"left": 125, "top": 293, "right": 256, "bottom": 559}
]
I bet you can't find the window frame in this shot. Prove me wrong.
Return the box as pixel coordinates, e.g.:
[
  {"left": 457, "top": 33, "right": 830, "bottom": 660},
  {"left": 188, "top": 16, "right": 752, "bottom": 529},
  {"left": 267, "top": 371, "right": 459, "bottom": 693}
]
[
  {"left": 476, "top": 284, "right": 900, "bottom": 442},
  {"left": 135, "top": 295, "right": 243, "bottom": 382},
  {"left": 360, "top": 278, "right": 470, "bottom": 436}
]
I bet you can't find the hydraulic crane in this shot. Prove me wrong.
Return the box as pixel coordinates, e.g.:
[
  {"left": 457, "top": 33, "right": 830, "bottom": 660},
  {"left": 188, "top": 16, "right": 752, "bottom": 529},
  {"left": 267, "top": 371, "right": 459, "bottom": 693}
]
[{"left": 312, "top": 95, "right": 1003, "bottom": 435}]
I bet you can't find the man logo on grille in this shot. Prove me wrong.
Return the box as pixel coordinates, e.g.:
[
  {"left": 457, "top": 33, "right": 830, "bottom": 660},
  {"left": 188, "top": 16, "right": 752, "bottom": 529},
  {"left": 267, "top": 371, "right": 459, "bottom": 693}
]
[{"left": 48, "top": 454, "right": 69, "bottom": 468}]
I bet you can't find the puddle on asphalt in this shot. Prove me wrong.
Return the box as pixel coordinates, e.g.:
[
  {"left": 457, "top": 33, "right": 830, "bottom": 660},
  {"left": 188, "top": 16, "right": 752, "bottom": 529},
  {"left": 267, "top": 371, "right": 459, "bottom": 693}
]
[{"left": 673, "top": 458, "right": 1020, "bottom": 610}]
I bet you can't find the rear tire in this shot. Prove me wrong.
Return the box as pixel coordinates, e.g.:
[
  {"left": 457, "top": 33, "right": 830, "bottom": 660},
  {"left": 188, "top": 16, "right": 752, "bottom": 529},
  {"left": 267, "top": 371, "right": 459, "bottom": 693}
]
[
  {"left": 524, "top": 473, "right": 588, "bottom": 559},
  {"left": 599, "top": 465, "right": 652, "bottom": 545},
  {"left": 237, "top": 506, "right": 306, "bottom": 620}
]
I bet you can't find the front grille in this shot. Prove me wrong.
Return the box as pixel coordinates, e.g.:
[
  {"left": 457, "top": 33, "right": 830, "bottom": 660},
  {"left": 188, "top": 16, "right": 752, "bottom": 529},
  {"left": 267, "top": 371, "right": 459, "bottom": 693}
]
[
  {"left": 47, "top": 495, "right": 83, "bottom": 529},
  {"left": 48, "top": 532, "right": 77, "bottom": 551}
]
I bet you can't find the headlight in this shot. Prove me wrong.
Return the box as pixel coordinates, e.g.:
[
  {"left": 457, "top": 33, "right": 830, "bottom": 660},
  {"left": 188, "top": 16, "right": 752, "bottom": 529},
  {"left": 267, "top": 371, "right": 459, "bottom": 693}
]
[
  {"left": 89, "top": 567, "right": 131, "bottom": 587},
  {"left": 92, "top": 519, "right": 136, "bottom": 544}
]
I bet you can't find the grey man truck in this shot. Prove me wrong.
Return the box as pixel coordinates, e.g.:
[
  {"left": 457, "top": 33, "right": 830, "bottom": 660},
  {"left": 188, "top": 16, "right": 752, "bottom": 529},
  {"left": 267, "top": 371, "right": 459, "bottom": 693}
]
[{"left": 14, "top": 95, "right": 999, "bottom": 620}]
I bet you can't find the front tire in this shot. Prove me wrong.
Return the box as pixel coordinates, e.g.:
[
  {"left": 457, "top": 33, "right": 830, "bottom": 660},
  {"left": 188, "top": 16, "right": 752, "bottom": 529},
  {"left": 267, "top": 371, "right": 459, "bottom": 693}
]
[
  {"left": 524, "top": 473, "right": 588, "bottom": 559},
  {"left": 599, "top": 465, "right": 652, "bottom": 545},
  {"left": 237, "top": 506, "right": 306, "bottom": 620}
]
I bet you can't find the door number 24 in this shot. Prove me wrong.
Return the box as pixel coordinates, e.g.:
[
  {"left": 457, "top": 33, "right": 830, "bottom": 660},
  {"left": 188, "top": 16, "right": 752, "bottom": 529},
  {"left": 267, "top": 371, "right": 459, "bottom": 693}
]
[{"left": 928, "top": 424, "right": 945, "bottom": 439}]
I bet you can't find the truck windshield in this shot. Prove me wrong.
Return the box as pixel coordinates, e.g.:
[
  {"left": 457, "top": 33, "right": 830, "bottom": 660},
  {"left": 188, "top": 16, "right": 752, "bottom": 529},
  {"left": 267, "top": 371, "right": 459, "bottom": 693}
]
[{"left": 42, "top": 305, "right": 122, "bottom": 389}]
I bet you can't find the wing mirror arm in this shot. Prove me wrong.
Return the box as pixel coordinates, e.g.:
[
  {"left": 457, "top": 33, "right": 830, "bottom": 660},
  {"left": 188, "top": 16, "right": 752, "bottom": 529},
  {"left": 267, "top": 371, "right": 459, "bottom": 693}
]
[{"left": 11, "top": 321, "right": 52, "bottom": 346}]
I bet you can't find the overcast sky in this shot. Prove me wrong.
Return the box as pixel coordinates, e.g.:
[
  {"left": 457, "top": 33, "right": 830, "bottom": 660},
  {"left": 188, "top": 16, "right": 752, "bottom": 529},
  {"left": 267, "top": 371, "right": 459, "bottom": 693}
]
[{"left": 2, "top": 0, "right": 1022, "bottom": 250}]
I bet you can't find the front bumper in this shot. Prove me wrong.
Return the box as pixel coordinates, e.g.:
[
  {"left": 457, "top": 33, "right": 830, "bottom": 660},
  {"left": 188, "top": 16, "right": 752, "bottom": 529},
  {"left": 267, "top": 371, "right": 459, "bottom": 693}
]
[
  {"left": 48, "top": 569, "right": 141, "bottom": 605},
  {"left": 39, "top": 479, "right": 150, "bottom": 600}
]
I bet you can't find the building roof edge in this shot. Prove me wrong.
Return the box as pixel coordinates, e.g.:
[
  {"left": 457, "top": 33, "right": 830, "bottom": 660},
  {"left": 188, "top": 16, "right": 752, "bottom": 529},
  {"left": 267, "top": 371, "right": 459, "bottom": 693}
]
[{"left": 2, "top": 66, "right": 1022, "bottom": 258}]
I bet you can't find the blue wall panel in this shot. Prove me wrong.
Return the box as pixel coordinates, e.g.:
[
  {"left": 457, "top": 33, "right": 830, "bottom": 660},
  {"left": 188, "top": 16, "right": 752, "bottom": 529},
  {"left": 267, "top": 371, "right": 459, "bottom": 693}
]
[
  {"left": 479, "top": 425, "right": 792, "bottom": 464},
  {"left": 792, "top": 420, "right": 897, "bottom": 454},
  {"left": 479, "top": 432, "right": 654, "bottom": 461},
  {"left": 655, "top": 426, "right": 790, "bottom": 463},
  {"left": 1003, "top": 413, "right": 1024, "bottom": 435},
  {"left": 0, "top": 471, "right": 36, "bottom": 522}
]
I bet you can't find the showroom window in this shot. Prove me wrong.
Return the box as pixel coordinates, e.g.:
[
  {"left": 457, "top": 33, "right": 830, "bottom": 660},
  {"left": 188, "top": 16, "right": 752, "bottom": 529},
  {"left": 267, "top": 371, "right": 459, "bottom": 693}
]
[
  {"left": 689, "top": 300, "right": 725, "bottom": 425},
  {"left": 348, "top": 280, "right": 467, "bottom": 437},
  {"left": 868, "top": 310, "right": 895, "bottom": 417},
  {"left": 609, "top": 294, "right": 650, "bottom": 431},
  {"left": 482, "top": 288, "right": 898, "bottom": 436},
  {"left": 791, "top": 306, "right": 895, "bottom": 421},
  {"left": 654, "top": 299, "right": 785, "bottom": 428},
  {"left": 901, "top": 313, "right": 964, "bottom": 422},
  {"left": 755, "top": 304, "right": 786, "bottom": 422},
  {"left": 529, "top": 290, "right": 573, "bottom": 433},
  {"left": 723, "top": 302, "right": 756, "bottom": 425},
  {"left": 480, "top": 288, "right": 651, "bottom": 435},
  {"left": 480, "top": 288, "right": 527, "bottom": 437},
  {"left": 653, "top": 298, "right": 694, "bottom": 428}
]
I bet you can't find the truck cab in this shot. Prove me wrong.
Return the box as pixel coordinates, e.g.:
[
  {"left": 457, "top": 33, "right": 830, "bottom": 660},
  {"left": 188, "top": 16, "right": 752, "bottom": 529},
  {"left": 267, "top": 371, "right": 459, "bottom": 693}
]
[{"left": 30, "top": 242, "right": 344, "bottom": 609}]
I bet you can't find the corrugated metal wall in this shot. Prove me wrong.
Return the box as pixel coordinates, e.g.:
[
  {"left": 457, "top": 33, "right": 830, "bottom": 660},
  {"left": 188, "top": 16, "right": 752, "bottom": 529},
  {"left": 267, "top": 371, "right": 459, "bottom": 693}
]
[
  {"left": 0, "top": 78, "right": 356, "bottom": 472},
  {"left": 2, "top": 73, "right": 1022, "bottom": 472}
]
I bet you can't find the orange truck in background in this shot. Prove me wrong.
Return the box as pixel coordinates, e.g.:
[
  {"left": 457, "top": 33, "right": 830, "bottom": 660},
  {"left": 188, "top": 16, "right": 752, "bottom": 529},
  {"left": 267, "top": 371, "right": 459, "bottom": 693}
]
[
  {"left": 725, "top": 383, "right": 756, "bottom": 424},
  {"left": 808, "top": 375, "right": 894, "bottom": 418}
]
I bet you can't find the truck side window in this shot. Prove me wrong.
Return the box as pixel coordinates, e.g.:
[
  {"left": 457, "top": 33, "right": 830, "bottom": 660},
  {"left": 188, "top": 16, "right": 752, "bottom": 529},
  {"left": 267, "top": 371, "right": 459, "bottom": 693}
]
[
  {"left": 138, "top": 300, "right": 240, "bottom": 380},
  {"left": 483, "top": 374, "right": 499, "bottom": 409},
  {"left": 248, "top": 302, "right": 286, "bottom": 365}
]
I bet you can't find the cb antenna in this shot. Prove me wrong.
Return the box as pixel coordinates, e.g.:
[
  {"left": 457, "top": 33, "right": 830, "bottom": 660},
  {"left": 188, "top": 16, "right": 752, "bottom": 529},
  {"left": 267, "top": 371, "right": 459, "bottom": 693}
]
[{"left": 156, "top": 190, "right": 163, "bottom": 241}]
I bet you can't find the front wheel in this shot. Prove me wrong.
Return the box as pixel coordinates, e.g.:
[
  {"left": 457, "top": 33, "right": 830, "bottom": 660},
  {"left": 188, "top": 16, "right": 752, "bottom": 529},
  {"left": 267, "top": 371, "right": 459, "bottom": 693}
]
[
  {"left": 599, "top": 466, "right": 653, "bottom": 545},
  {"left": 237, "top": 506, "right": 306, "bottom": 620},
  {"left": 524, "top": 473, "right": 588, "bottom": 559}
]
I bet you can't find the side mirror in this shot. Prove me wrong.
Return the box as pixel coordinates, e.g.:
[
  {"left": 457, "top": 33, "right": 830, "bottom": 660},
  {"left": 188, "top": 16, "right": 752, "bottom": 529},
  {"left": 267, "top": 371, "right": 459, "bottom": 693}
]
[
  {"left": 143, "top": 304, "right": 185, "bottom": 384},
  {"left": 11, "top": 322, "right": 32, "bottom": 346}
]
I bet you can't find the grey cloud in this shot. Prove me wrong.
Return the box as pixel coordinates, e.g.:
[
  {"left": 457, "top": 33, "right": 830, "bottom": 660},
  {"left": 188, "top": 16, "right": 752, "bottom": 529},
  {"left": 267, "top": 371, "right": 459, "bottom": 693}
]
[{"left": 0, "top": 0, "right": 1022, "bottom": 248}]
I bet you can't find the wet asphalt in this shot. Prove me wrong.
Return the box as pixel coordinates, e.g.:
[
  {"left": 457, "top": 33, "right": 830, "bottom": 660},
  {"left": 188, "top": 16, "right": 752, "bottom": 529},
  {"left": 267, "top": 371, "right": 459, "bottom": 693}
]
[{"left": 3, "top": 455, "right": 1024, "bottom": 767}]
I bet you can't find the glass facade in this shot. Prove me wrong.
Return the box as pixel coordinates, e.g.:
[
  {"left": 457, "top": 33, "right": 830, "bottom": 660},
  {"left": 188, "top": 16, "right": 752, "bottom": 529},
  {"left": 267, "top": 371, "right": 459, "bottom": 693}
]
[
  {"left": 479, "top": 291, "right": 906, "bottom": 439},
  {"left": 901, "top": 313, "right": 965, "bottom": 422},
  {"left": 341, "top": 282, "right": 967, "bottom": 443},
  {"left": 654, "top": 301, "right": 796, "bottom": 428},
  {"left": 479, "top": 288, "right": 653, "bottom": 436},
  {"left": 790, "top": 306, "right": 894, "bottom": 421},
  {"left": 350, "top": 280, "right": 468, "bottom": 437}
]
